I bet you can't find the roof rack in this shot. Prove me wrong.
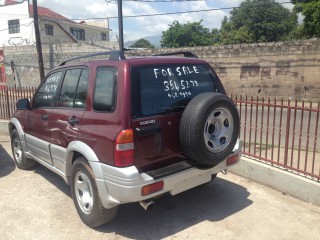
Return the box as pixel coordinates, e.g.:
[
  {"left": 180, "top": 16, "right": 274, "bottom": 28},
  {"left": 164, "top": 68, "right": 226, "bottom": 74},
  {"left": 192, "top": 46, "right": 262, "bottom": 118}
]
[
  {"left": 153, "top": 51, "right": 198, "bottom": 59},
  {"left": 59, "top": 51, "right": 126, "bottom": 66}
]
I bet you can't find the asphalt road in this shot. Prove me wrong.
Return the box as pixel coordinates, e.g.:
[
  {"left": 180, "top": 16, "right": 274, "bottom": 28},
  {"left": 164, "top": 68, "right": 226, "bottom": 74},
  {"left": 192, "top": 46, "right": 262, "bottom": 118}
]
[{"left": 0, "top": 135, "right": 320, "bottom": 240}]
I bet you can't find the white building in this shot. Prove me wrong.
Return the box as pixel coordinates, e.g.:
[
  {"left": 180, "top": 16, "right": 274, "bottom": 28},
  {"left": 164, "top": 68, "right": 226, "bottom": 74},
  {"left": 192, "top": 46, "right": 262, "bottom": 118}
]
[{"left": 0, "top": 0, "right": 111, "bottom": 47}]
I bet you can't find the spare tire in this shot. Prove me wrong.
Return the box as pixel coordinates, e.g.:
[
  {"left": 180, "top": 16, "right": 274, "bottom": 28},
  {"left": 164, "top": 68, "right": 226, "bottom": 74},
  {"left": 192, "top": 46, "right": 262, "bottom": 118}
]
[{"left": 179, "top": 92, "right": 240, "bottom": 167}]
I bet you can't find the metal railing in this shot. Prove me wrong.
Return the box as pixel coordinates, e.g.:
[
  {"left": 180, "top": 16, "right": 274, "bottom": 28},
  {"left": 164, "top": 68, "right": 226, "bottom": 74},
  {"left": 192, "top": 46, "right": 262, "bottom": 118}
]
[
  {"left": 233, "top": 95, "right": 320, "bottom": 181},
  {"left": 0, "top": 88, "right": 319, "bottom": 180},
  {"left": 0, "top": 87, "right": 36, "bottom": 120}
]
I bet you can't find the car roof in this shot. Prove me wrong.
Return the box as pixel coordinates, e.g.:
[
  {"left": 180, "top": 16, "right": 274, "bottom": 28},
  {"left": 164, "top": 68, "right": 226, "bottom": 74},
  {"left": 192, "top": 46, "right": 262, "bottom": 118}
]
[{"left": 56, "top": 56, "right": 208, "bottom": 69}]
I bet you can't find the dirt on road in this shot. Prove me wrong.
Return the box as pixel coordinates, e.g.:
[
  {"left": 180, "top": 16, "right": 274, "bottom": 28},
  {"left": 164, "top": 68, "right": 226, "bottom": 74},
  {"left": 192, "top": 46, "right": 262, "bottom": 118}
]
[{"left": 0, "top": 135, "right": 320, "bottom": 240}]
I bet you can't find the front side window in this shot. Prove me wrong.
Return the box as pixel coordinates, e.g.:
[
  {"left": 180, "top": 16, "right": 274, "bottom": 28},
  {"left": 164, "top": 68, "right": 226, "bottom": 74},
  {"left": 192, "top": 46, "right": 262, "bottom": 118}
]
[
  {"left": 33, "top": 71, "right": 63, "bottom": 108},
  {"left": 93, "top": 67, "right": 117, "bottom": 112},
  {"left": 45, "top": 24, "right": 54, "bottom": 35},
  {"left": 8, "top": 19, "right": 20, "bottom": 34},
  {"left": 70, "top": 27, "right": 85, "bottom": 41},
  {"left": 131, "top": 64, "right": 225, "bottom": 118}
]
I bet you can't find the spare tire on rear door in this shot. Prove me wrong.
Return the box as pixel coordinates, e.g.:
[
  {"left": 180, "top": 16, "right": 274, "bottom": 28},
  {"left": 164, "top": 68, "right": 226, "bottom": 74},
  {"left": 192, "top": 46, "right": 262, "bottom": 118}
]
[{"left": 179, "top": 92, "right": 240, "bottom": 167}]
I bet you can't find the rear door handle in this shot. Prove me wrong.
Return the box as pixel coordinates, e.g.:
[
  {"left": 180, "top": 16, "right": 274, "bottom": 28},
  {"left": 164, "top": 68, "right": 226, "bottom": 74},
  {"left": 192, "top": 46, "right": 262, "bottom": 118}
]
[
  {"left": 68, "top": 116, "right": 79, "bottom": 126},
  {"left": 136, "top": 124, "right": 161, "bottom": 136}
]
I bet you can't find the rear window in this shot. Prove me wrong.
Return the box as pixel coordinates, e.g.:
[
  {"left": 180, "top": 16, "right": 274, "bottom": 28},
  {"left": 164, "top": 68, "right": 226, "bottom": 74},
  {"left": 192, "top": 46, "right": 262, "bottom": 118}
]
[{"left": 131, "top": 63, "right": 225, "bottom": 118}]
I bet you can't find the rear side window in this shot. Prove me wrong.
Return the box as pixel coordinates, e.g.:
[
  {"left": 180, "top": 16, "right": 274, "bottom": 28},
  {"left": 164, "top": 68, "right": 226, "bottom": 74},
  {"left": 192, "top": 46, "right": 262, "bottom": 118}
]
[
  {"left": 57, "top": 68, "right": 88, "bottom": 109},
  {"left": 75, "top": 69, "right": 89, "bottom": 108},
  {"left": 58, "top": 69, "right": 82, "bottom": 108},
  {"left": 93, "top": 67, "right": 117, "bottom": 112},
  {"left": 131, "top": 63, "right": 224, "bottom": 118}
]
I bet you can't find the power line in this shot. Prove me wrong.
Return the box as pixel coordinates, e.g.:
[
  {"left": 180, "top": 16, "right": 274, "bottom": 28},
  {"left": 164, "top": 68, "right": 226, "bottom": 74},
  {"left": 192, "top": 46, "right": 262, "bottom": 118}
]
[
  {"left": 0, "top": 21, "right": 34, "bottom": 32},
  {"left": 71, "top": 1, "right": 292, "bottom": 20},
  {"left": 124, "top": 0, "right": 204, "bottom": 2},
  {"left": 105, "top": 0, "right": 204, "bottom": 2},
  {"left": 0, "top": 1, "right": 293, "bottom": 31}
]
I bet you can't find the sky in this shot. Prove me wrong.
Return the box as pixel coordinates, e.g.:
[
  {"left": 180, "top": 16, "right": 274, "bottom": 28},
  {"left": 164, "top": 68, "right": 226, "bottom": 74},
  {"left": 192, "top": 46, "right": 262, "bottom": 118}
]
[{"left": 35, "top": 0, "right": 294, "bottom": 42}]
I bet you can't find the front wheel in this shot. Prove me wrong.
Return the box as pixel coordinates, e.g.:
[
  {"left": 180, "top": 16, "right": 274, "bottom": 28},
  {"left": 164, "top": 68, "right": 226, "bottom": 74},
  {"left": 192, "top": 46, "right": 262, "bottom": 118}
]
[
  {"left": 11, "top": 129, "right": 36, "bottom": 170},
  {"left": 70, "top": 157, "right": 117, "bottom": 228}
]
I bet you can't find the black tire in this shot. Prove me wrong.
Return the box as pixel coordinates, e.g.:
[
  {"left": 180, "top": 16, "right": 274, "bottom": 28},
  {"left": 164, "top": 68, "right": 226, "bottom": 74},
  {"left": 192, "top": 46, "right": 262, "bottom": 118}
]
[
  {"left": 179, "top": 92, "right": 240, "bottom": 167},
  {"left": 11, "top": 129, "right": 36, "bottom": 170},
  {"left": 70, "top": 157, "right": 117, "bottom": 228}
]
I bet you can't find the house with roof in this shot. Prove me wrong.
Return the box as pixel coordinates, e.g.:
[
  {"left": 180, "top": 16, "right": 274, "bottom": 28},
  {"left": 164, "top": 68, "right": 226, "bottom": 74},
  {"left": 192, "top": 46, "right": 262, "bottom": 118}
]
[{"left": 0, "top": 0, "right": 112, "bottom": 47}]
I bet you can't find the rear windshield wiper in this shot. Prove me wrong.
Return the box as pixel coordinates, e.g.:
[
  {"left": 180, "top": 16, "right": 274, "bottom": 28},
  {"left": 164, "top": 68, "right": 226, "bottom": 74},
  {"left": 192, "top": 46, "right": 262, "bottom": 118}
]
[{"left": 159, "top": 106, "right": 186, "bottom": 111}]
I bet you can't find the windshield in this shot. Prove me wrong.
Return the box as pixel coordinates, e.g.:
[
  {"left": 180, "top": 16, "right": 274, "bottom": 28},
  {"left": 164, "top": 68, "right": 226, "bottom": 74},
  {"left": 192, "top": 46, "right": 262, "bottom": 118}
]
[{"left": 131, "top": 63, "right": 225, "bottom": 118}]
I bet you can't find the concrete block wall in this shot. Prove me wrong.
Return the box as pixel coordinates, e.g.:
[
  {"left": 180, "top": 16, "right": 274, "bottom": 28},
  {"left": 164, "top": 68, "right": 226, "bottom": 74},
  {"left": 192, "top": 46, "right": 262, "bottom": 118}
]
[
  {"left": 2, "top": 39, "right": 320, "bottom": 100},
  {"left": 2, "top": 41, "right": 118, "bottom": 86}
]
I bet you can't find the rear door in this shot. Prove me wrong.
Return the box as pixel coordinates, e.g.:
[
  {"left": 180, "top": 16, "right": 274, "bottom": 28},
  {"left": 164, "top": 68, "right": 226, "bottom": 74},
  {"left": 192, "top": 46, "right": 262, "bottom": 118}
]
[
  {"left": 131, "top": 63, "right": 224, "bottom": 171},
  {"left": 49, "top": 68, "right": 89, "bottom": 172}
]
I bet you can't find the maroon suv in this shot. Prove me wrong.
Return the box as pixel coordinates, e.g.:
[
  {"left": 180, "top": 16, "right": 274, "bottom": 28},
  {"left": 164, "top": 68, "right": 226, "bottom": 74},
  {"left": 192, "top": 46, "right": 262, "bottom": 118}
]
[{"left": 9, "top": 51, "right": 241, "bottom": 227}]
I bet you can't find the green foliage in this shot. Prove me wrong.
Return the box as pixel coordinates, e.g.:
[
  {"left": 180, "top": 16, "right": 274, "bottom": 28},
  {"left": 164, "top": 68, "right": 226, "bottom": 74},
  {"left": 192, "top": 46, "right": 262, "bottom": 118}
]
[
  {"left": 129, "top": 38, "right": 155, "bottom": 49},
  {"left": 292, "top": 0, "right": 320, "bottom": 38},
  {"left": 161, "top": 20, "right": 214, "bottom": 48},
  {"left": 219, "top": 0, "right": 298, "bottom": 44}
]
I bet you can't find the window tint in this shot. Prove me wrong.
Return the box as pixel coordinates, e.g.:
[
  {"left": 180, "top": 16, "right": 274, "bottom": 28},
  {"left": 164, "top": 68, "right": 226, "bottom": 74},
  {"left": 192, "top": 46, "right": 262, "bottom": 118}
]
[
  {"left": 131, "top": 64, "right": 225, "bottom": 118},
  {"left": 58, "top": 69, "right": 82, "bottom": 108},
  {"left": 33, "top": 71, "right": 63, "bottom": 108},
  {"left": 93, "top": 67, "right": 116, "bottom": 112},
  {"left": 74, "top": 69, "right": 88, "bottom": 109}
]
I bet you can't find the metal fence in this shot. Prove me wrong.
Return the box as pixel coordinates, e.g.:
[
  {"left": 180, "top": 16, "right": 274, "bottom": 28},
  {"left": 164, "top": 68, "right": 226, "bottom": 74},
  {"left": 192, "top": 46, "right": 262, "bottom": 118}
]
[
  {"left": 233, "top": 95, "right": 320, "bottom": 181},
  {"left": 0, "top": 88, "right": 319, "bottom": 180},
  {"left": 0, "top": 87, "right": 36, "bottom": 120}
]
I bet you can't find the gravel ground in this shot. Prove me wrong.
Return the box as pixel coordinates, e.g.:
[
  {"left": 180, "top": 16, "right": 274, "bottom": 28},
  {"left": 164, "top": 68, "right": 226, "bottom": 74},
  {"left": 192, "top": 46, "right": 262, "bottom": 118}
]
[{"left": 0, "top": 135, "right": 320, "bottom": 240}]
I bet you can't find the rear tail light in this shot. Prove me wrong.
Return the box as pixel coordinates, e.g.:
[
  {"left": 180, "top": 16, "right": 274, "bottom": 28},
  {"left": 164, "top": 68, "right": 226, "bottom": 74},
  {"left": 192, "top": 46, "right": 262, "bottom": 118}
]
[
  {"left": 141, "top": 181, "right": 164, "bottom": 196},
  {"left": 114, "top": 129, "right": 134, "bottom": 167},
  {"left": 227, "top": 154, "right": 239, "bottom": 166}
]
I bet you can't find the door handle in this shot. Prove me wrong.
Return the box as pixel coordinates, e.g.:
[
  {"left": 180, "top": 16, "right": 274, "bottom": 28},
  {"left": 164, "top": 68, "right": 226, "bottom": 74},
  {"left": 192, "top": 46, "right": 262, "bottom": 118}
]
[
  {"left": 136, "top": 124, "right": 161, "bottom": 136},
  {"left": 68, "top": 116, "right": 79, "bottom": 126},
  {"left": 41, "top": 114, "right": 48, "bottom": 121}
]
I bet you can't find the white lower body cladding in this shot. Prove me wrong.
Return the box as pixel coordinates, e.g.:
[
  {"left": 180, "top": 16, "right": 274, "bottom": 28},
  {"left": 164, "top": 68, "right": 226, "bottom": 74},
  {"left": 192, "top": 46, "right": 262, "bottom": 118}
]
[{"left": 92, "top": 148, "right": 241, "bottom": 209}]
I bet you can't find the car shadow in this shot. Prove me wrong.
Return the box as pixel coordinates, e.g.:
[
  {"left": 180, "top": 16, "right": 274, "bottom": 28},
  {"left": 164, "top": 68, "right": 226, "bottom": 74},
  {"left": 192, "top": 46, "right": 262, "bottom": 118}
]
[
  {"left": 33, "top": 164, "right": 71, "bottom": 197},
  {"left": 0, "top": 143, "right": 16, "bottom": 178},
  {"left": 33, "top": 164, "right": 252, "bottom": 239},
  {"left": 95, "top": 177, "right": 253, "bottom": 239}
]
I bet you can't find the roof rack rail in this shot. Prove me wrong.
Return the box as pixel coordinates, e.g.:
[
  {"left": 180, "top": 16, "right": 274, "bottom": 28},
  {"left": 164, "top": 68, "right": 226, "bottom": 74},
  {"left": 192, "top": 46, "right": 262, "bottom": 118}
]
[
  {"left": 59, "top": 51, "right": 126, "bottom": 66},
  {"left": 153, "top": 51, "right": 198, "bottom": 58}
]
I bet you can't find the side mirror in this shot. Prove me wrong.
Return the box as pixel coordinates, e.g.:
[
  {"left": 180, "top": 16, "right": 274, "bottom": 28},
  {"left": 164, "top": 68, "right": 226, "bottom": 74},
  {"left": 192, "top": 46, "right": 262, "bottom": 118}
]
[{"left": 16, "top": 99, "right": 31, "bottom": 110}]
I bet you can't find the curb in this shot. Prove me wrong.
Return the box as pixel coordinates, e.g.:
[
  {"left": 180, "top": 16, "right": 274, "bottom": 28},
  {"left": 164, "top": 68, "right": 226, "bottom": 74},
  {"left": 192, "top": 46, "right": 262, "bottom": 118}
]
[
  {"left": 0, "top": 120, "right": 8, "bottom": 135},
  {"left": 230, "top": 157, "right": 320, "bottom": 207}
]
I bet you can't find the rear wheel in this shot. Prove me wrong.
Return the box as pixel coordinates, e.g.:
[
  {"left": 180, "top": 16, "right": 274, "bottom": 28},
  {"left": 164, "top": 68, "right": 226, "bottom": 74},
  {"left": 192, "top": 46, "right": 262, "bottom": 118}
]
[
  {"left": 11, "top": 129, "right": 36, "bottom": 170},
  {"left": 180, "top": 93, "right": 240, "bottom": 167},
  {"left": 71, "top": 157, "right": 117, "bottom": 228}
]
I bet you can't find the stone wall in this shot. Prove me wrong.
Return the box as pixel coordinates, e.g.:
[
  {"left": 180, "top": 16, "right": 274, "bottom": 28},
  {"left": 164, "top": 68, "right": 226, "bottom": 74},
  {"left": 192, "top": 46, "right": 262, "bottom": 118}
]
[{"left": 2, "top": 39, "right": 320, "bottom": 100}]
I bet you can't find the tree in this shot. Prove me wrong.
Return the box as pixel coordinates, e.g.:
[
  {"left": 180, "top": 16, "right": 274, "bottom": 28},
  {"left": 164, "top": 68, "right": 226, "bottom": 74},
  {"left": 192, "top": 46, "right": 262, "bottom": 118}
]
[
  {"left": 161, "top": 20, "right": 213, "bottom": 48},
  {"left": 129, "top": 38, "right": 155, "bottom": 49},
  {"left": 291, "top": 0, "right": 320, "bottom": 38},
  {"left": 219, "top": 0, "right": 298, "bottom": 44}
]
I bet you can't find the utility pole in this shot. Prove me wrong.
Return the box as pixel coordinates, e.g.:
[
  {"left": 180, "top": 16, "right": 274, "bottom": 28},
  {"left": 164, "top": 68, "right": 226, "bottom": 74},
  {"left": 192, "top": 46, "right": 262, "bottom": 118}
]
[
  {"left": 117, "top": 0, "right": 124, "bottom": 52},
  {"left": 33, "top": 0, "right": 45, "bottom": 82}
]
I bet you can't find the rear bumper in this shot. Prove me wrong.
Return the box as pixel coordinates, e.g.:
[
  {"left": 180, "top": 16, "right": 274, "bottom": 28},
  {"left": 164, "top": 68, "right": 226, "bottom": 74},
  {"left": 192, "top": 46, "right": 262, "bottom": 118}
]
[{"left": 92, "top": 147, "right": 241, "bottom": 209}]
